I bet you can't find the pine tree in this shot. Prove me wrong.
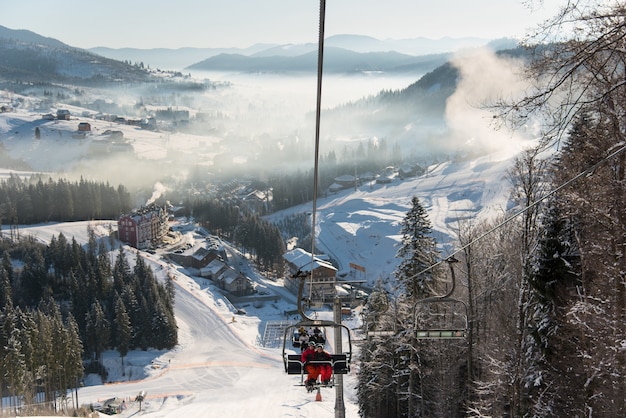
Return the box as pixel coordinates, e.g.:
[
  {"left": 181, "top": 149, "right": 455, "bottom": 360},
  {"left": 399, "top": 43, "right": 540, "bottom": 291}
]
[
  {"left": 85, "top": 301, "right": 109, "bottom": 361},
  {"left": 3, "top": 329, "right": 26, "bottom": 415},
  {"left": 0, "top": 261, "right": 12, "bottom": 307},
  {"left": 523, "top": 197, "right": 581, "bottom": 415},
  {"left": 65, "top": 314, "right": 84, "bottom": 409},
  {"left": 358, "top": 197, "right": 445, "bottom": 417},
  {"left": 395, "top": 196, "right": 439, "bottom": 300},
  {"left": 114, "top": 295, "right": 131, "bottom": 372},
  {"left": 19, "top": 247, "right": 48, "bottom": 306},
  {"left": 164, "top": 274, "right": 175, "bottom": 312},
  {"left": 113, "top": 248, "right": 132, "bottom": 292}
]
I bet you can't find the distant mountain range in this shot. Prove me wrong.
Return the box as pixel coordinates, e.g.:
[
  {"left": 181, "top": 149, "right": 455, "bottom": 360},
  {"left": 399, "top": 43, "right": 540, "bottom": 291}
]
[
  {"left": 89, "top": 34, "right": 517, "bottom": 72},
  {"left": 0, "top": 23, "right": 527, "bottom": 146},
  {"left": 0, "top": 25, "right": 153, "bottom": 85},
  {"left": 0, "top": 24, "right": 518, "bottom": 81},
  {"left": 89, "top": 45, "right": 273, "bottom": 71},
  {"left": 187, "top": 47, "right": 451, "bottom": 74}
]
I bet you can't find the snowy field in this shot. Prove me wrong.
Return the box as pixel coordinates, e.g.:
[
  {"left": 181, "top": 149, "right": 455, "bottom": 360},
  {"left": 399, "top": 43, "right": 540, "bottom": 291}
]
[
  {"left": 0, "top": 89, "right": 532, "bottom": 417},
  {"left": 5, "top": 220, "right": 362, "bottom": 417},
  {"left": 0, "top": 93, "right": 529, "bottom": 288}
]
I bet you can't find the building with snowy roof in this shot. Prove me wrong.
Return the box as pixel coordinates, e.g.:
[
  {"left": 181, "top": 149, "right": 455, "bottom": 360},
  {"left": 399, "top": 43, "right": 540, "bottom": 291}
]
[
  {"left": 117, "top": 204, "right": 168, "bottom": 249},
  {"left": 200, "top": 258, "right": 252, "bottom": 296},
  {"left": 283, "top": 248, "right": 337, "bottom": 304}
]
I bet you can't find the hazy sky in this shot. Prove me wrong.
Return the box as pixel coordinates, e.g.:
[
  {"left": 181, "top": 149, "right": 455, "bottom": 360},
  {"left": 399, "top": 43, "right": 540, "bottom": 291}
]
[{"left": 0, "top": 0, "right": 562, "bottom": 49}]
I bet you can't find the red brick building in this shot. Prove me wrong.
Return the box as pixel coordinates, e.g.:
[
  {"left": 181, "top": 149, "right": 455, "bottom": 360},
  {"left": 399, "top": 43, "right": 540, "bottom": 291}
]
[{"left": 117, "top": 204, "right": 168, "bottom": 249}]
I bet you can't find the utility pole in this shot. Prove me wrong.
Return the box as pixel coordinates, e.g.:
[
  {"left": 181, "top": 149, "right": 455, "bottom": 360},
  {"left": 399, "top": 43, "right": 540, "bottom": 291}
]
[{"left": 334, "top": 297, "right": 345, "bottom": 418}]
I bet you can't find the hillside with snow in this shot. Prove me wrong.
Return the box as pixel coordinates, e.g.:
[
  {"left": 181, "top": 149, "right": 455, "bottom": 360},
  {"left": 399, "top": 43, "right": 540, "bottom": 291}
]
[
  {"left": 2, "top": 136, "right": 524, "bottom": 416},
  {"left": 268, "top": 146, "right": 524, "bottom": 285},
  {"left": 0, "top": 51, "right": 535, "bottom": 415},
  {"left": 0, "top": 99, "right": 528, "bottom": 287}
]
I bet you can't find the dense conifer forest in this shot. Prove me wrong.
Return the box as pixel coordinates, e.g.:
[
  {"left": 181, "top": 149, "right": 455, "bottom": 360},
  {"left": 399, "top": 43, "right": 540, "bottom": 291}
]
[
  {"left": 0, "top": 232, "right": 177, "bottom": 411},
  {"left": 0, "top": 174, "right": 132, "bottom": 225},
  {"left": 355, "top": 2, "right": 626, "bottom": 416}
]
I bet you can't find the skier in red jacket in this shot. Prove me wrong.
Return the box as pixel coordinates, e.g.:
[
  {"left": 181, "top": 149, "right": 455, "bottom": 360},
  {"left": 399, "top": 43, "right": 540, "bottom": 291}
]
[
  {"left": 301, "top": 342, "right": 318, "bottom": 388},
  {"left": 313, "top": 343, "right": 332, "bottom": 385}
]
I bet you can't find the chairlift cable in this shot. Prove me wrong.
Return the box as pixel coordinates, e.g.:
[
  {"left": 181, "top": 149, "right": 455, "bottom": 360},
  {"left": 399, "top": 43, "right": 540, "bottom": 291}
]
[
  {"left": 310, "top": 0, "right": 326, "bottom": 288},
  {"left": 411, "top": 141, "right": 626, "bottom": 279},
  {"left": 296, "top": 0, "right": 326, "bottom": 321}
]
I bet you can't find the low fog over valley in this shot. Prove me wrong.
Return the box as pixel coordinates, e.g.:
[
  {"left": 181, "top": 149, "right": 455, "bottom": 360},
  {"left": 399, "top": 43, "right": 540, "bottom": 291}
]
[{"left": 0, "top": 24, "right": 533, "bottom": 205}]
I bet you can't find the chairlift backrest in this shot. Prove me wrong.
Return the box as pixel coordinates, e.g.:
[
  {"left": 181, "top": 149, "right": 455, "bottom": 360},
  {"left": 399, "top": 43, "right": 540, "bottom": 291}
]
[{"left": 283, "top": 320, "right": 352, "bottom": 374}]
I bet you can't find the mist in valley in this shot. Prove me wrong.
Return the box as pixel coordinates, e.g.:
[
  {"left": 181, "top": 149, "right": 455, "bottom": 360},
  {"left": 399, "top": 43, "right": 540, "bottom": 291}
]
[{"left": 2, "top": 47, "right": 538, "bottom": 208}]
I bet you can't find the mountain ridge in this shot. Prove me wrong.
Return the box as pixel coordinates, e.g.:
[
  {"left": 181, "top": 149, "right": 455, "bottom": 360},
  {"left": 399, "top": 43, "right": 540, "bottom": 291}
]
[
  {"left": 89, "top": 33, "right": 501, "bottom": 70},
  {"left": 0, "top": 25, "right": 154, "bottom": 85},
  {"left": 187, "top": 46, "right": 451, "bottom": 74}
]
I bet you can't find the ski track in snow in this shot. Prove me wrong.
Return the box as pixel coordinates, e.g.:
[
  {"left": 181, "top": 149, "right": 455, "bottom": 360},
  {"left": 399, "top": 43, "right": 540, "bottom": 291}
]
[{"left": 0, "top": 104, "right": 530, "bottom": 417}]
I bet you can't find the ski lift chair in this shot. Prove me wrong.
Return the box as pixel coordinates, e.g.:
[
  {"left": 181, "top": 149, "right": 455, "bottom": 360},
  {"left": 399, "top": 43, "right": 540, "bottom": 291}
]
[
  {"left": 283, "top": 319, "right": 351, "bottom": 387},
  {"left": 414, "top": 297, "right": 468, "bottom": 339},
  {"left": 414, "top": 257, "right": 468, "bottom": 339}
]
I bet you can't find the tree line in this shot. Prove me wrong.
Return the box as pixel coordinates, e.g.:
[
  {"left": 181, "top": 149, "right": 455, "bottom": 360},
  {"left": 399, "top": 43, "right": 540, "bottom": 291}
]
[
  {"left": 0, "top": 174, "right": 132, "bottom": 226},
  {"left": 0, "top": 229, "right": 177, "bottom": 413},
  {"left": 356, "top": 2, "right": 626, "bottom": 416},
  {"left": 232, "top": 214, "right": 285, "bottom": 272},
  {"left": 188, "top": 198, "right": 285, "bottom": 271},
  {"left": 268, "top": 138, "right": 414, "bottom": 213}
]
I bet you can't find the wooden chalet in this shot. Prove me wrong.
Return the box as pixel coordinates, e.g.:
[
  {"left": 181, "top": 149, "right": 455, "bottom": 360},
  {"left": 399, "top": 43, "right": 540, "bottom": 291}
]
[{"left": 283, "top": 248, "right": 337, "bottom": 302}]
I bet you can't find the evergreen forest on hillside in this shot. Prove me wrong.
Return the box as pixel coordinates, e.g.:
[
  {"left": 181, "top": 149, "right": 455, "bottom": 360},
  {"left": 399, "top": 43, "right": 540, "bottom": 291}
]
[
  {"left": 0, "top": 174, "right": 132, "bottom": 226},
  {"left": 0, "top": 235, "right": 177, "bottom": 411},
  {"left": 0, "top": 1, "right": 625, "bottom": 416},
  {"left": 355, "top": 2, "right": 626, "bottom": 416}
]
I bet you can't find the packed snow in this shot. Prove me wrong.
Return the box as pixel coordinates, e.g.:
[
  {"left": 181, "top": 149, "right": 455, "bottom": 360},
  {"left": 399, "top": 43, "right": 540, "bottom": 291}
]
[{"left": 0, "top": 89, "right": 533, "bottom": 417}]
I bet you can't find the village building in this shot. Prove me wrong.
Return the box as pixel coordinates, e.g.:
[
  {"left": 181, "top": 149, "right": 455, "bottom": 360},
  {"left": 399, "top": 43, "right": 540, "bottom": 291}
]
[
  {"left": 101, "top": 130, "right": 124, "bottom": 140},
  {"left": 199, "top": 258, "right": 253, "bottom": 296},
  {"left": 56, "top": 109, "right": 70, "bottom": 120},
  {"left": 328, "top": 182, "right": 344, "bottom": 193},
  {"left": 283, "top": 248, "right": 337, "bottom": 303},
  {"left": 200, "top": 258, "right": 228, "bottom": 280},
  {"left": 169, "top": 246, "right": 223, "bottom": 269},
  {"left": 398, "top": 163, "right": 424, "bottom": 179},
  {"left": 333, "top": 174, "right": 358, "bottom": 190},
  {"left": 216, "top": 267, "right": 252, "bottom": 296},
  {"left": 140, "top": 117, "right": 157, "bottom": 130},
  {"left": 242, "top": 189, "right": 272, "bottom": 214},
  {"left": 117, "top": 204, "right": 168, "bottom": 249}
]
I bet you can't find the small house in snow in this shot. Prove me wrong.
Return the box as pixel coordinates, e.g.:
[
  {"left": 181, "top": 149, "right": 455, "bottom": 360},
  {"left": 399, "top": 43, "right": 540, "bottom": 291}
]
[
  {"left": 333, "top": 174, "right": 357, "bottom": 189},
  {"left": 328, "top": 183, "right": 344, "bottom": 193},
  {"left": 200, "top": 259, "right": 252, "bottom": 296},
  {"left": 283, "top": 248, "right": 337, "bottom": 302},
  {"left": 217, "top": 267, "right": 252, "bottom": 296},
  {"left": 200, "top": 258, "right": 228, "bottom": 280},
  {"left": 56, "top": 109, "right": 70, "bottom": 120},
  {"left": 190, "top": 247, "right": 219, "bottom": 269}
]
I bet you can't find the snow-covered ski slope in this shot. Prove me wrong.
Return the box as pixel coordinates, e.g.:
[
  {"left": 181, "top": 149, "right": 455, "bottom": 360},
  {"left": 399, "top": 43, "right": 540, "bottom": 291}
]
[
  {"left": 268, "top": 144, "right": 526, "bottom": 285},
  {"left": 5, "top": 220, "right": 361, "bottom": 417}
]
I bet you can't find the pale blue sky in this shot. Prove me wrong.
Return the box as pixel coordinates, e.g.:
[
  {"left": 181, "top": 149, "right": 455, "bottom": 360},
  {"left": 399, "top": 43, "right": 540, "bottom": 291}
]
[{"left": 0, "top": 0, "right": 562, "bottom": 49}]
